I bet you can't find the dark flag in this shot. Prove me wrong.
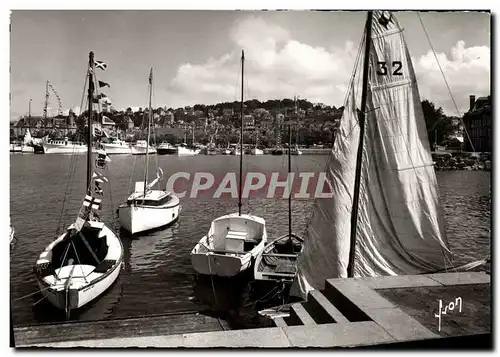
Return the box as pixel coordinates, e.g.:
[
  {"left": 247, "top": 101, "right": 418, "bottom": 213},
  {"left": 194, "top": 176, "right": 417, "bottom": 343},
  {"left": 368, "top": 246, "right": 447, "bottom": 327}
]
[{"left": 98, "top": 80, "right": 110, "bottom": 88}]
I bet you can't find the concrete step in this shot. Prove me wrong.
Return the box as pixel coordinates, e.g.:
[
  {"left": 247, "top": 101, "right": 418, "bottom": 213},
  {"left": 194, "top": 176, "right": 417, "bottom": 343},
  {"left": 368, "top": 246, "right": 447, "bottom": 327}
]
[
  {"left": 273, "top": 317, "right": 287, "bottom": 327},
  {"left": 307, "top": 290, "right": 349, "bottom": 324},
  {"left": 289, "top": 303, "right": 316, "bottom": 326}
]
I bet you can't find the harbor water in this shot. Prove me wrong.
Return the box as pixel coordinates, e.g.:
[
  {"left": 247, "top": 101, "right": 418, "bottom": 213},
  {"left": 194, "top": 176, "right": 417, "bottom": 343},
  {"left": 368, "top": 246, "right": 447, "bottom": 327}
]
[{"left": 9, "top": 153, "right": 491, "bottom": 328}]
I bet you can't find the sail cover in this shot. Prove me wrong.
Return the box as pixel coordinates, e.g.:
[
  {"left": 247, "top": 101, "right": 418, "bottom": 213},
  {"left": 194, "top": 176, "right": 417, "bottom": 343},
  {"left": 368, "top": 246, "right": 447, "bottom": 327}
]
[{"left": 291, "top": 11, "right": 452, "bottom": 299}]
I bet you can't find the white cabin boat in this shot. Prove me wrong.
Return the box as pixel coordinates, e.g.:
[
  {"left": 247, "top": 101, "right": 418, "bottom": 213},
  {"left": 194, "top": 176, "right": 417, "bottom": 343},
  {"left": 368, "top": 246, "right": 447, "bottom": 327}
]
[
  {"left": 101, "top": 138, "right": 132, "bottom": 155},
  {"left": 119, "top": 183, "right": 181, "bottom": 235},
  {"left": 191, "top": 51, "right": 267, "bottom": 278},
  {"left": 131, "top": 140, "right": 157, "bottom": 155},
  {"left": 177, "top": 143, "right": 200, "bottom": 156},
  {"left": 191, "top": 213, "right": 267, "bottom": 277},
  {"left": 157, "top": 142, "right": 177, "bottom": 155},
  {"left": 43, "top": 138, "right": 89, "bottom": 154},
  {"left": 119, "top": 68, "right": 182, "bottom": 236}
]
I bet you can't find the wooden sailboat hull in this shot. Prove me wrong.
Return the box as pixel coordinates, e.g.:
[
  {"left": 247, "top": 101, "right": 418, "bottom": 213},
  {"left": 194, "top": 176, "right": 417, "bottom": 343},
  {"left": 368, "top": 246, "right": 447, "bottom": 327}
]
[
  {"left": 35, "top": 260, "right": 122, "bottom": 310},
  {"left": 34, "top": 222, "right": 124, "bottom": 312},
  {"left": 118, "top": 194, "right": 181, "bottom": 235},
  {"left": 190, "top": 213, "right": 267, "bottom": 277},
  {"left": 254, "top": 233, "right": 304, "bottom": 283}
]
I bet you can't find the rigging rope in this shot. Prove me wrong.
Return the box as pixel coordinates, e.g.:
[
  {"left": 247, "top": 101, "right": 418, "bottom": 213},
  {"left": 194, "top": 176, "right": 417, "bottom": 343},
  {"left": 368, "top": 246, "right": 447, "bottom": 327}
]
[{"left": 417, "top": 13, "right": 476, "bottom": 153}]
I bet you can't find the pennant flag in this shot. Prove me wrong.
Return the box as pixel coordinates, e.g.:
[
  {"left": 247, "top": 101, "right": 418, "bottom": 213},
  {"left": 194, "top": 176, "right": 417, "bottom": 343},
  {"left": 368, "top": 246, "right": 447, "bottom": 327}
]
[
  {"left": 83, "top": 195, "right": 102, "bottom": 210},
  {"left": 93, "top": 171, "right": 109, "bottom": 183},
  {"left": 94, "top": 61, "right": 107, "bottom": 70},
  {"left": 94, "top": 181, "right": 103, "bottom": 196},
  {"left": 97, "top": 149, "right": 112, "bottom": 162},
  {"left": 98, "top": 80, "right": 110, "bottom": 88},
  {"left": 74, "top": 215, "right": 86, "bottom": 232}
]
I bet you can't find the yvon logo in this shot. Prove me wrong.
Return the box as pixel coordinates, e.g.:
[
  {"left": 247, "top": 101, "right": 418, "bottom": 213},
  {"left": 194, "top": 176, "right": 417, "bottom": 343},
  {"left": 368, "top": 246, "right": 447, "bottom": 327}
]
[{"left": 164, "top": 171, "right": 333, "bottom": 199}]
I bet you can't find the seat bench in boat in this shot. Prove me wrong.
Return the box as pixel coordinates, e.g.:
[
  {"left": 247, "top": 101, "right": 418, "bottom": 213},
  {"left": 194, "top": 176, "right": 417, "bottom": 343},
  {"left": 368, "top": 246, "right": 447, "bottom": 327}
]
[
  {"left": 262, "top": 253, "right": 299, "bottom": 258},
  {"left": 226, "top": 230, "right": 259, "bottom": 243}
]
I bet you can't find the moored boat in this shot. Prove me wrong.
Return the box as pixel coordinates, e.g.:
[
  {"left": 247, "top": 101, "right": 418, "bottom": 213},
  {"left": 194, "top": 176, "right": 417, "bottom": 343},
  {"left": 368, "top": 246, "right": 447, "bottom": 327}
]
[
  {"left": 131, "top": 140, "right": 156, "bottom": 155},
  {"left": 34, "top": 51, "right": 123, "bottom": 319},
  {"left": 157, "top": 142, "right": 177, "bottom": 155},
  {"left": 191, "top": 50, "right": 267, "bottom": 278},
  {"left": 119, "top": 68, "right": 181, "bottom": 235}
]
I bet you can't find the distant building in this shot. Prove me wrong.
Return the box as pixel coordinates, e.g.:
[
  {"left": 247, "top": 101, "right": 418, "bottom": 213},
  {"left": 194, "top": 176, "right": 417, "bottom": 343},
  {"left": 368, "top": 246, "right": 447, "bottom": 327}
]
[
  {"left": 222, "top": 108, "right": 234, "bottom": 117},
  {"left": 463, "top": 94, "right": 491, "bottom": 152},
  {"left": 243, "top": 115, "right": 255, "bottom": 130}
]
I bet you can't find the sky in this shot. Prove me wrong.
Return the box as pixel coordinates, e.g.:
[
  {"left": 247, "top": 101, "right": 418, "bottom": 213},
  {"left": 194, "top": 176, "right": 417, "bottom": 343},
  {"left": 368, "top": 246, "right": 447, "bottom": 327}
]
[{"left": 9, "top": 10, "right": 490, "bottom": 121}]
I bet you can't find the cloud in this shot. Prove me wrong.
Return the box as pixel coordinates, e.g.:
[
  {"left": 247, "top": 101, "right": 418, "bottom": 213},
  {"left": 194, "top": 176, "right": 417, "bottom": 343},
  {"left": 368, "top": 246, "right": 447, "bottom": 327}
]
[
  {"left": 166, "top": 17, "right": 489, "bottom": 115},
  {"left": 413, "top": 40, "right": 490, "bottom": 115},
  {"left": 167, "top": 16, "right": 359, "bottom": 108}
]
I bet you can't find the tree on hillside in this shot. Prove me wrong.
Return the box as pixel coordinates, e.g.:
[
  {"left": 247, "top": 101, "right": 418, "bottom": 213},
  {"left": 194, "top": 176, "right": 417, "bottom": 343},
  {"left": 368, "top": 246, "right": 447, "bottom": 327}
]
[{"left": 421, "top": 99, "right": 458, "bottom": 148}]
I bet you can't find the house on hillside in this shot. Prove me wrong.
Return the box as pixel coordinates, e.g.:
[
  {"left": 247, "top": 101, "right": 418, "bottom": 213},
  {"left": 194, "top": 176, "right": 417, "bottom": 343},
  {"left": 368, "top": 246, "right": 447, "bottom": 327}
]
[{"left": 463, "top": 94, "right": 491, "bottom": 152}]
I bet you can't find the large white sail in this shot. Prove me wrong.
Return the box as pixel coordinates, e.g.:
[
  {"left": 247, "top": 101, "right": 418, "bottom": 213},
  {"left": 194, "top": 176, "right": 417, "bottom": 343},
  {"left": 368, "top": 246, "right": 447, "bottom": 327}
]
[{"left": 291, "top": 11, "right": 452, "bottom": 299}]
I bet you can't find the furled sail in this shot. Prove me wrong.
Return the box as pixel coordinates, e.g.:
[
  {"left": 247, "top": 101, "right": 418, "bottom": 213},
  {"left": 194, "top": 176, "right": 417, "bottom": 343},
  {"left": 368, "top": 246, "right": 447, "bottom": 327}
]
[{"left": 291, "top": 11, "right": 452, "bottom": 299}]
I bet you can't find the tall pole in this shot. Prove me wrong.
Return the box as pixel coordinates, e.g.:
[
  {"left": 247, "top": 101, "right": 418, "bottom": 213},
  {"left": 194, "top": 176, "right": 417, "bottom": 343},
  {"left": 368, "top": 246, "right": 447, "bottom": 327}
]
[
  {"left": 86, "top": 52, "right": 94, "bottom": 196},
  {"left": 347, "top": 11, "right": 373, "bottom": 278},
  {"left": 144, "top": 68, "right": 152, "bottom": 197},
  {"left": 288, "top": 122, "right": 292, "bottom": 240},
  {"left": 28, "top": 99, "right": 32, "bottom": 119},
  {"left": 43, "top": 81, "right": 49, "bottom": 127},
  {"left": 238, "top": 50, "right": 244, "bottom": 216}
]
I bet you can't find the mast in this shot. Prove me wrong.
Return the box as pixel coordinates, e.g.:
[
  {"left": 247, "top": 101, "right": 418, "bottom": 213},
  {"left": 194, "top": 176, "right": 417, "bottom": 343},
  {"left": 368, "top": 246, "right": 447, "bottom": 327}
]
[
  {"left": 288, "top": 121, "right": 292, "bottom": 240},
  {"left": 43, "top": 80, "right": 49, "bottom": 127},
  {"left": 143, "top": 68, "right": 152, "bottom": 196},
  {"left": 86, "top": 52, "right": 95, "bottom": 195},
  {"left": 238, "top": 50, "right": 244, "bottom": 216},
  {"left": 347, "top": 11, "right": 373, "bottom": 278},
  {"left": 28, "top": 98, "right": 32, "bottom": 119}
]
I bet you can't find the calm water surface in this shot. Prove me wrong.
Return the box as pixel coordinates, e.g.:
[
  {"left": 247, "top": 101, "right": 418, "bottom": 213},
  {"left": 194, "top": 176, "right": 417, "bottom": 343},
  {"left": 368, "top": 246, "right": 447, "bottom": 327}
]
[{"left": 9, "top": 153, "right": 491, "bottom": 327}]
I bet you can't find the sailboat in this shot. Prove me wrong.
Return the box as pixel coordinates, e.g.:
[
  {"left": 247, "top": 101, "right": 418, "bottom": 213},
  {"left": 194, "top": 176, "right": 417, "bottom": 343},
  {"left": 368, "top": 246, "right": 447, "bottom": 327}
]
[
  {"left": 118, "top": 68, "right": 181, "bottom": 235},
  {"left": 190, "top": 50, "right": 268, "bottom": 277},
  {"left": 254, "top": 122, "right": 304, "bottom": 283},
  {"left": 177, "top": 125, "right": 200, "bottom": 156},
  {"left": 290, "top": 96, "right": 302, "bottom": 156},
  {"left": 34, "top": 52, "right": 123, "bottom": 318},
  {"left": 287, "top": 11, "right": 489, "bottom": 302},
  {"left": 250, "top": 130, "right": 264, "bottom": 155}
]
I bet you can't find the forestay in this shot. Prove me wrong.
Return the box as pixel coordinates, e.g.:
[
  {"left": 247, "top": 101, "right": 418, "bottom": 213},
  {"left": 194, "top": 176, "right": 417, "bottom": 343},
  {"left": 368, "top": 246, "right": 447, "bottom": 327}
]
[{"left": 291, "top": 11, "right": 453, "bottom": 299}]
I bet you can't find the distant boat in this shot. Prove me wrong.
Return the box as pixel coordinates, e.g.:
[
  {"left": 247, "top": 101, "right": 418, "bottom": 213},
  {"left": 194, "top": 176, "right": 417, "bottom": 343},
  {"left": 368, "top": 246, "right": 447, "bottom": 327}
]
[
  {"left": 205, "top": 143, "right": 218, "bottom": 155},
  {"left": 191, "top": 50, "right": 268, "bottom": 278},
  {"left": 157, "top": 142, "right": 177, "bottom": 155},
  {"left": 270, "top": 148, "right": 283, "bottom": 155},
  {"left": 119, "top": 68, "right": 181, "bottom": 235},
  {"left": 34, "top": 51, "right": 123, "bottom": 319},
  {"left": 9, "top": 141, "right": 23, "bottom": 153},
  {"left": 131, "top": 140, "right": 156, "bottom": 155},
  {"left": 43, "top": 138, "right": 89, "bottom": 154},
  {"left": 101, "top": 137, "right": 132, "bottom": 155},
  {"left": 290, "top": 144, "right": 302, "bottom": 156},
  {"left": 177, "top": 143, "right": 200, "bottom": 156}
]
